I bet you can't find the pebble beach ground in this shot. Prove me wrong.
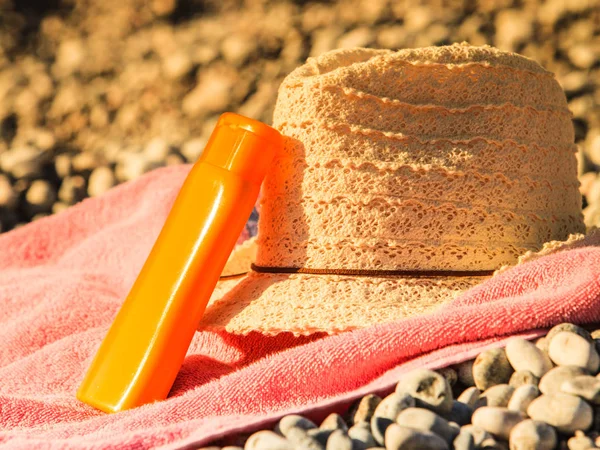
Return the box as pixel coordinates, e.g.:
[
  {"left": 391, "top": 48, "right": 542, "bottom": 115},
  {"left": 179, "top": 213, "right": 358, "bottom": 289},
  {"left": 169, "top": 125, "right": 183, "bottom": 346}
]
[
  {"left": 0, "top": 0, "right": 599, "bottom": 231},
  {"left": 200, "top": 323, "right": 600, "bottom": 450}
]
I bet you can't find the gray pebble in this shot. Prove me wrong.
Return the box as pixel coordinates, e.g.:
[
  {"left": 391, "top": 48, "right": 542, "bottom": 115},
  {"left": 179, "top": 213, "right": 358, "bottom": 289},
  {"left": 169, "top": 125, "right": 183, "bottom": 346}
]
[
  {"left": 347, "top": 421, "right": 376, "bottom": 448},
  {"left": 461, "top": 424, "right": 493, "bottom": 447},
  {"left": 507, "top": 384, "right": 540, "bottom": 414},
  {"left": 457, "top": 387, "right": 480, "bottom": 409},
  {"left": 370, "top": 392, "right": 414, "bottom": 445},
  {"left": 437, "top": 367, "right": 458, "bottom": 387},
  {"left": 275, "top": 414, "right": 316, "bottom": 437},
  {"left": 244, "top": 430, "right": 293, "bottom": 450},
  {"left": 527, "top": 393, "right": 593, "bottom": 433},
  {"left": 561, "top": 375, "right": 600, "bottom": 404},
  {"left": 320, "top": 413, "right": 347, "bottom": 431},
  {"left": 396, "top": 369, "right": 453, "bottom": 415},
  {"left": 505, "top": 338, "right": 554, "bottom": 378},
  {"left": 473, "top": 348, "right": 514, "bottom": 391},
  {"left": 455, "top": 360, "right": 476, "bottom": 387},
  {"left": 325, "top": 429, "right": 351, "bottom": 450},
  {"left": 539, "top": 366, "right": 589, "bottom": 395},
  {"left": 348, "top": 394, "right": 381, "bottom": 425},
  {"left": 509, "top": 370, "right": 540, "bottom": 388},
  {"left": 384, "top": 424, "right": 449, "bottom": 450},
  {"left": 509, "top": 419, "right": 557, "bottom": 450},
  {"left": 396, "top": 407, "right": 458, "bottom": 444},
  {"left": 449, "top": 400, "right": 473, "bottom": 426},
  {"left": 566, "top": 430, "right": 595, "bottom": 450},
  {"left": 548, "top": 332, "right": 600, "bottom": 373},
  {"left": 471, "top": 407, "right": 525, "bottom": 440},
  {"left": 453, "top": 429, "right": 475, "bottom": 450},
  {"left": 476, "top": 384, "right": 515, "bottom": 408},
  {"left": 546, "top": 323, "right": 593, "bottom": 345}
]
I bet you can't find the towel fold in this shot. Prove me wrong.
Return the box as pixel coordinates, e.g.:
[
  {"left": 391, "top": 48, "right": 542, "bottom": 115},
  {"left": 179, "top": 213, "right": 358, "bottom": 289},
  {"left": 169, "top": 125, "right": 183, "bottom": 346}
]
[{"left": 1, "top": 165, "right": 599, "bottom": 449}]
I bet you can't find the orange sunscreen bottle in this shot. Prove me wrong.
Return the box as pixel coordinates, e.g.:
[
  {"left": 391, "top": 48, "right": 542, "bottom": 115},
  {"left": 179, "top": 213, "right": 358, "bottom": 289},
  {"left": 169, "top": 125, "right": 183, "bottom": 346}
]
[{"left": 77, "top": 113, "right": 282, "bottom": 413}]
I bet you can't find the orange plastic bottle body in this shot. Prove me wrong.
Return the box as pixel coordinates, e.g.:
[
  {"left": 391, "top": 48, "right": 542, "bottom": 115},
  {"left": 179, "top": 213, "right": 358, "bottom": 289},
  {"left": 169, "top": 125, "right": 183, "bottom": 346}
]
[{"left": 77, "top": 113, "right": 281, "bottom": 412}]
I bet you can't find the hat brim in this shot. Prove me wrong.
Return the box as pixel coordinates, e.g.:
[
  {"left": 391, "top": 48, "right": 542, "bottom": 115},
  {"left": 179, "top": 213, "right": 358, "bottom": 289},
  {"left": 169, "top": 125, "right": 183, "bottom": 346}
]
[{"left": 200, "top": 229, "right": 599, "bottom": 335}]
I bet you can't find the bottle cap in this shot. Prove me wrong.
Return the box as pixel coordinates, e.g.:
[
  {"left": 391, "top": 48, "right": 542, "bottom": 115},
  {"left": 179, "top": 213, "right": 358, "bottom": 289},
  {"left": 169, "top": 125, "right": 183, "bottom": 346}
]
[{"left": 200, "top": 113, "right": 283, "bottom": 185}]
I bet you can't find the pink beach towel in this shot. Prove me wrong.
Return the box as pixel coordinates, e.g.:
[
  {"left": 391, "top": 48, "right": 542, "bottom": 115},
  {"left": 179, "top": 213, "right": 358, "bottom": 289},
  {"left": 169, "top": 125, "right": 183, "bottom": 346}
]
[{"left": 1, "top": 164, "right": 600, "bottom": 449}]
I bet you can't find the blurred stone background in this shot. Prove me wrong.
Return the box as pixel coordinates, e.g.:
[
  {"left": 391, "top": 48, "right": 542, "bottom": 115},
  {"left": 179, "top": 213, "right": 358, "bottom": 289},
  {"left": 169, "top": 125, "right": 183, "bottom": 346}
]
[{"left": 0, "top": 0, "right": 599, "bottom": 231}]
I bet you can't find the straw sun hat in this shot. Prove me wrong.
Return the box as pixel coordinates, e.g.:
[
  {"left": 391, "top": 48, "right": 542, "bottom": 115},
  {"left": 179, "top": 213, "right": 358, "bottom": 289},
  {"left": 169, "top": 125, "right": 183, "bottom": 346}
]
[{"left": 199, "top": 43, "right": 586, "bottom": 335}]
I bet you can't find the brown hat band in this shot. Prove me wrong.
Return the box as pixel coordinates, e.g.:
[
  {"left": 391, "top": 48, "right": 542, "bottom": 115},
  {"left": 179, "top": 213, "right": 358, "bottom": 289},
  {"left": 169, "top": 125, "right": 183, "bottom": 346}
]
[{"left": 219, "top": 264, "right": 496, "bottom": 279}]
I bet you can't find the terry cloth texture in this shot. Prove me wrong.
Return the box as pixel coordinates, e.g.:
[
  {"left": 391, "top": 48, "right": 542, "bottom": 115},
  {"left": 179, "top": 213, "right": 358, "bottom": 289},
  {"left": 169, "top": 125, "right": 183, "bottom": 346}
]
[
  {"left": 200, "top": 43, "right": 585, "bottom": 335},
  {"left": 0, "top": 164, "right": 599, "bottom": 449}
]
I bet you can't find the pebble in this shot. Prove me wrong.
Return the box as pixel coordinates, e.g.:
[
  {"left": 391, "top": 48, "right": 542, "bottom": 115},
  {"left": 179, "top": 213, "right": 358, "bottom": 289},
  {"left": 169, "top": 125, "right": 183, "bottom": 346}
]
[
  {"left": 567, "top": 430, "right": 595, "bottom": 450},
  {"left": 0, "top": 146, "right": 46, "bottom": 179},
  {"left": 325, "top": 429, "right": 351, "bottom": 450},
  {"left": 307, "top": 428, "right": 332, "bottom": 447},
  {"left": 545, "top": 323, "right": 593, "bottom": 346},
  {"left": 509, "top": 371, "right": 540, "bottom": 388},
  {"left": 560, "top": 375, "right": 600, "bottom": 404},
  {"left": 370, "top": 392, "right": 414, "bottom": 445},
  {"left": 396, "top": 407, "right": 458, "bottom": 444},
  {"left": 0, "top": 175, "right": 17, "bottom": 208},
  {"left": 476, "top": 384, "right": 515, "bottom": 408},
  {"left": 58, "top": 175, "right": 86, "bottom": 205},
  {"left": 26, "top": 180, "right": 56, "bottom": 211},
  {"left": 348, "top": 393, "right": 381, "bottom": 425},
  {"left": 527, "top": 393, "right": 593, "bottom": 433},
  {"left": 284, "top": 426, "right": 323, "bottom": 450},
  {"left": 449, "top": 400, "right": 473, "bottom": 426},
  {"left": 471, "top": 407, "right": 525, "bottom": 440},
  {"left": 461, "top": 424, "right": 493, "bottom": 447},
  {"left": 243, "top": 430, "right": 292, "bottom": 450},
  {"left": 396, "top": 369, "right": 453, "bottom": 415},
  {"left": 384, "top": 424, "right": 449, "bottom": 450},
  {"left": 457, "top": 387, "right": 480, "bottom": 409},
  {"left": 347, "top": 421, "right": 376, "bottom": 448},
  {"left": 453, "top": 429, "right": 475, "bottom": 450},
  {"left": 539, "top": 366, "right": 589, "bottom": 395},
  {"left": 473, "top": 348, "right": 514, "bottom": 391},
  {"left": 548, "top": 332, "right": 600, "bottom": 373},
  {"left": 437, "top": 367, "right": 458, "bottom": 387},
  {"left": 508, "top": 419, "right": 557, "bottom": 450},
  {"left": 455, "top": 360, "right": 476, "bottom": 387},
  {"left": 507, "top": 384, "right": 540, "bottom": 414},
  {"left": 320, "top": 413, "right": 347, "bottom": 431},
  {"left": 505, "top": 338, "right": 554, "bottom": 378},
  {"left": 88, "top": 166, "right": 116, "bottom": 197},
  {"left": 275, "top": 415, "right": 316, "bottom": 437}
]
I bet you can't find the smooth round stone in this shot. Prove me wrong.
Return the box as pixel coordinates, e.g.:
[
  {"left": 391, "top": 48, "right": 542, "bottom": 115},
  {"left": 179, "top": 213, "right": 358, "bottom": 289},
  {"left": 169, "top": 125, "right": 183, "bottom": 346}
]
[
  {"left": 325, "top": 429, "right": 352, "bottom": 450},
  {"left": 455, "top": 360, "right": 476, "bottom": 387},
  {"left": 509, "top": 370, "right": 540, "bottom": 388},
  {"left": 396, "top": 369, "right": 453, "bottom": 415},
  {"left": 457, "top": 387, "right": 480, "bottom": 409},
  {"left": 396, "top": 407, "right": 458, "bottom": 444},
  {"left": 347, "top": 421, "right": 376, "bottom": 448},
  {"left": 285, "top": 427, "right": 324, "bottom": 450},
  {"left": 348, "top": 394, "right": 381, "bottom": 425},
  {"left": 275, "top": 415, "right": 317, "bottom": 437},
  {"left": 546, "top": 323, "right": 593, "bottom": 345},
  {"left": 473, "top": 348, "right": 514, "bottom": 391},
  {"left": 567, "top": 431, "right": 595, "bottom": 450},
  {"left": 509, "top": 419, "right": 557, "bottom": 450},
  {"left": 471, "top": 407, "right": 525, "bottom": 440},
  {"left": 449, "top": 400, "right": 473, "bottom": 426},
  {"left": 507, "top": 384, "right": 540, "bottom": 414},
  {"left": 320, "top": 413, "right": 348, "bottom": 431},
  {"left": 370, "top": 392, "right": 414, "bottom": 445},
  {"left": 505, "top": 338, "right": 554, "bottom": 378},
  {"left": 384, "top": 424, "right": 449, "bottom": 450},
  {"left": 476, "top": 384, "right": 515, "bottom": 408},
  {"left": 461, "top": 424, "right": 492, "bottom": 447},
  {"left": 539, "top": 366, "right": 589, "bottom": 395},
  {"left": 527, "top": 393, "right": 593, "bottom": 433},
  {"left": 244, "top": 430, "right": 293, "bottom": 450},
  {"left": 561, "top": 375, "right": 600, "bottom": 404},
  {"left": 548, "top": 332, "right": 600, "bottom": 373},
  {"left": 453, "top": 429, "right": 475, "bottom": 450}
]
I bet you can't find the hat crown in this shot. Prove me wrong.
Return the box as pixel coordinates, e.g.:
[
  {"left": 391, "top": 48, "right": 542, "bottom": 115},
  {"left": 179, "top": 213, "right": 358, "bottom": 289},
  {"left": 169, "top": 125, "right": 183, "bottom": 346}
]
[{"left": 256, "top": 44, "right": 584, "bottom": 272}]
